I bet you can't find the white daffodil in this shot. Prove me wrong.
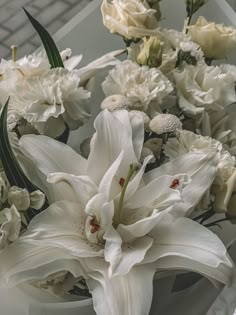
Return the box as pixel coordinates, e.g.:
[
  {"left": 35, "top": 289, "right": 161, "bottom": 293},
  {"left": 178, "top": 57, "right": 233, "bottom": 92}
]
[
  {"left": 102, "top": 60, "right": 173, "bottom": 113},
  {"left": 1, "top": 110, "right": 234, "bottom": 315}
]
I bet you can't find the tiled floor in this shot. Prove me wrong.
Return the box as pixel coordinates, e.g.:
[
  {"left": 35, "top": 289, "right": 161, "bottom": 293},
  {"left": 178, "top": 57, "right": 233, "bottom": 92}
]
[{"left": 0, "top": 0, "right": 91, "bottom": 60}]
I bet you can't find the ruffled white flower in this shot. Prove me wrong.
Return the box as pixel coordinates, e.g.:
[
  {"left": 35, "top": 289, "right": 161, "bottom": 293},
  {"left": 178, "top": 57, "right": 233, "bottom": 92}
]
[
  {"left": 7, "top": 187, "right": 45, "bottom": 211},
  {"left": 0, "top": 205, "right": 21, "bottom": 250},
  {"left": 101, "top": 0, "right": 160, "bottom": 39},
  {"left": 7, "top": 68, "right": 91, "bottom": 137},
  {"left": 173, "top": 64, "right": 236, "bottom": 137},
  {"left": 102, "top": 60, "right": 173, "bottom": 112},
  {"left": 0, "top": 110, "right": 234, "bottom": 315},
  {"left": 179, "top": 40, "right": 204, "bottom": 61},
  {"left": 220, "top": 64, "right": 236, "bottom": 82},
  {"left": 188, "top": 16, "right": 236, "bottom": 59}
]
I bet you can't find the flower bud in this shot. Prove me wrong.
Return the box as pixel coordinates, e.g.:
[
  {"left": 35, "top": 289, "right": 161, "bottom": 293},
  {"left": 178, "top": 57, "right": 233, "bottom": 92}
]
[
  {"left": 8, "top": 187, "right": 30, "bottom": 211},
  {"left": 137, "top": 37, "right": 163, "bottom": 68}
]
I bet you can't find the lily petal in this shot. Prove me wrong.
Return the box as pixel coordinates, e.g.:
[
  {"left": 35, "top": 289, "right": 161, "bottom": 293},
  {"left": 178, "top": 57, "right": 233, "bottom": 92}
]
[
  {"left": 48, "top": 173, "right": 98, "bottom": 205},
  {"left": 144, "top": 217, "right": 235, "bottom": 286},
  {"left": 85, "top": 259, "right": 156, "bottom": 315},
  {"left": 144, "top": 151, "right": 218, "bottom": 215},
  {"left": 87, "top": 110, "right": 138, "bottom": 185},
  {"left": 78, "top": 49, "right": 125, "bottom": 85},
  {"left": 20, "top": 135, "right": 87, "bottom": 176}
]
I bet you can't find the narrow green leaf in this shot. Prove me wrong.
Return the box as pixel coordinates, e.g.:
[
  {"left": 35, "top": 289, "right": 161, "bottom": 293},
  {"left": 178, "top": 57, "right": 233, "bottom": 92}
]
[
  {"left": 23, "top": 8, "right": 64, "bottom": 68},
  {"left": 0, "top": 99, "right": 37, "bottom": 192}
]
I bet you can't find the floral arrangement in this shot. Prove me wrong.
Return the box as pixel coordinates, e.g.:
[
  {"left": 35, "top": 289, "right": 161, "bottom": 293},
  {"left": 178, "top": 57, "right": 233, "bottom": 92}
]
[{"left": 0, "top": 1, "right": 236, "bottom": 315}]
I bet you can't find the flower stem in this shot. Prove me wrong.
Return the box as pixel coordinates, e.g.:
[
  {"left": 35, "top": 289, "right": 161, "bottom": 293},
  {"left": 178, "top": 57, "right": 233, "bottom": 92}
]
[
  {"left": 113, "top": 164, "right": 136, "bottom": 228},
  {"left": 186, "top": 0, "right": 194, "bottom": 34},
  {"left": 11, "top": 45, "right": 18, "bottom": 62}
]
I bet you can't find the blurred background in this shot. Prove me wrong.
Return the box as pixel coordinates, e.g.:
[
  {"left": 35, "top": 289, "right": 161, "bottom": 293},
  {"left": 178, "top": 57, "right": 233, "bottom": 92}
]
[{"left": 0, "top": 0, "right": 93, "bottom": 60}]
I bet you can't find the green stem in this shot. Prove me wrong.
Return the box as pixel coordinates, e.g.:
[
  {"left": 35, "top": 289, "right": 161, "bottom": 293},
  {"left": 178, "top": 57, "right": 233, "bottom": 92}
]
[
  {"left": 186, "top": 0, "right": 194, "bottom": 34},
  {"left": 113, "top": 165, "right": 136, "bottom": 228},
  {"left": 11, "top": 45, "right": 18, "bottom": 62}
]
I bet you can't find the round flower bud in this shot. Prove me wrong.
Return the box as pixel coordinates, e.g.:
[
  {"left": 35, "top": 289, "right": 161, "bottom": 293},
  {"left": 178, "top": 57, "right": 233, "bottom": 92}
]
[
  {"left": 128, "top": 110, "right": 150, "bottom": 130},
  {"left": 8, "top": 186, "right": 30, "bottom": 211},
  {"left": 137, "top": 37, "right": 163, "bottom": 68},
  {"left": 101, "top": 95, "right": 132, "bottom": 112},
  {"left": 149, "top": 114, "right": 182, "bottom": 135}
]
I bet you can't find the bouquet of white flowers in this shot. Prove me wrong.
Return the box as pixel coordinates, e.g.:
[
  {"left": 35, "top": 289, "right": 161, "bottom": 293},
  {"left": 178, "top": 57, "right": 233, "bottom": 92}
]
[{"left": 0, "top": 1, "right": 236, "bottom": 315}]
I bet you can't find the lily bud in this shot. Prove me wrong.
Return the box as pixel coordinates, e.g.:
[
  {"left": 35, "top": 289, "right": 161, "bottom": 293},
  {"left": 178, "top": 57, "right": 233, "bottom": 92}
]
[{"left": 137, "top": 37, "right": 163, "bottom": 68}]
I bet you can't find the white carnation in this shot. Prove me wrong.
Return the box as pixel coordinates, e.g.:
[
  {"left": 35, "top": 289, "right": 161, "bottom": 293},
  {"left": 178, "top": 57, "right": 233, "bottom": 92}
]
[
  {"left": 7, "top": 68, "right": 91, "bottom": 137},
  {"left": 102, "top": 60, "right": 173, "bottom": 112}
]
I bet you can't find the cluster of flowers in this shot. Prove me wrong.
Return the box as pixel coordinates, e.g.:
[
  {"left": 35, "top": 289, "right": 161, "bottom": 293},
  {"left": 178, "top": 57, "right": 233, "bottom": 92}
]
[{"left": 0, "top": 1, "right": 236, "bottom": 315}]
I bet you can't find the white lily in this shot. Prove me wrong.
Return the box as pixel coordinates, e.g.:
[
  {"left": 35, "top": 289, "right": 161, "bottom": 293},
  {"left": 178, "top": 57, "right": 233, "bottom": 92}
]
[{"left": 1, "top": 110, "right": 234, "bottom": 315}]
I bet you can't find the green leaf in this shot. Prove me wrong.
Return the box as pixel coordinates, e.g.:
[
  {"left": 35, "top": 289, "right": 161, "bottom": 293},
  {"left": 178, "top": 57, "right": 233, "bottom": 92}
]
[
  {"left": 0, "top": 98, "right": 37, "bottom": 193},
  {"left": 23, "top": 8, "right": 64, "bottom": 68}
]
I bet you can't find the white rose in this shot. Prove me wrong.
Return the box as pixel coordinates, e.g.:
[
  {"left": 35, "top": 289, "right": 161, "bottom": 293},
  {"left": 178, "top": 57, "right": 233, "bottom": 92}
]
[
  {"left": 188, "top": 16, "right": 236, "bottom": 59},
  {"left": 101, "top": 0, "right": 160, "bottom": 39},
  {"left": 0, "top": 205, "right": 21, "bottom": 250}
]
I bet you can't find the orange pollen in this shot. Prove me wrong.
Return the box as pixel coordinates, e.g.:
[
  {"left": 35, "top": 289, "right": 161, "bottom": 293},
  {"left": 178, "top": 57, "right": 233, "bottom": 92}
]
[
  {"left": 170, "top": 178, "right": 180, "bottom": 189},
  {"left": 89, "top": 217, "right": 100, "bottom": 234},
  {"left": 119, "top": 177, "right": 125, "bottom": 187}
]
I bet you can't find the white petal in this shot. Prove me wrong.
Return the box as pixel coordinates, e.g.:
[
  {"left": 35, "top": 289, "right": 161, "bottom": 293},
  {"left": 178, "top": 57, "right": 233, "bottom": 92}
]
[
  {"left": 47, "top": 173, "right": 98, "bottom": 206},
  {"left": 0, "top": 242, "right": 83, "bottom": 286},
  {"left": 78, "top": 49, "right": 125, "bottom": 85},
  {"left": 144, "top": 151, "right": 218, "bottom": 215},
  {"left": 24, "top": 201, "right": 103, "bottom": 257},
  {"left": 113, "top": 110, "right": 144, "bottom": 160},
  {"left": 20, "top": 135, "right": 87, "bottom": 176},
  {"left": 144, "top": 217, "right": 235, "bottom": 286},
  {"left": 85, "top": 260, "right": 156, "bottom": 315},
  {"left": 87, "top": 110, "right": 138, "bottom": 185},
  {"left": 99, "top": 150, "right": 124, "bottom": 199},
  {"left": 125, "top": 174, "right": 183, "bottom": 210},
  {"left": 111, "top": 236, "right": 153, "bottom": 276}
]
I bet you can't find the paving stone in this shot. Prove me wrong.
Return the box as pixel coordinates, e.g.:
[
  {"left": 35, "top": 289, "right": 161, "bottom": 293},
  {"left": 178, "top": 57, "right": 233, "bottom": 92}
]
[
  {"left": 3, "top": 23, "right": 35, "bottom": 48},
  {"left": 0, "top": 27, "right": 9, "bottom": 40},
  {"left": 0, "top": 0, "right": 93, "bottom": 59},
  {"left": 3, "top": 7, "right": 38, "bottom": 31},
  {"left": 62, "top": 0, "right": 90, "bottom": 21},
  {"left": 35, "top": 1, "right": 69, "bottom": 26},
  {"left": 17, "top": 42, "right": 36, "bottom": 58},
  {"left": 28, "top": 0, "right": 54, "bottom": 9},
  {"left": 0, "top": 45, "right": 10, "bottom": 59}
]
